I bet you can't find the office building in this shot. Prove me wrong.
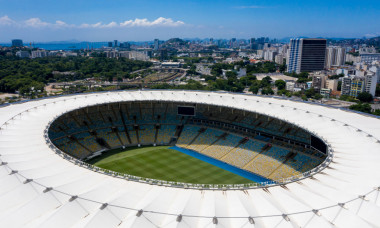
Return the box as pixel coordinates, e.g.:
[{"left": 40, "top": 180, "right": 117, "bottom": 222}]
[
  {"left": 287, "top": 38, "right": 327, "bottom": 73},
  {"left": 12, "top": 39, "right": 23, "bottom": 47},
  {"left": 160, "top": 49, "right": 168, "bottom": 61},
  {"left": 250, "top": 38, "right": 256, "bottom": 49},
  {"left": 154, "top": 39, "right": 159, "bottom": 51},
  {"left": 230, "top": 38, "right": 236, "bottom": 48},
  {"left": 108, "top": 42, "right": 113, "bottom": 48},
  {"left": 114, "top": 40, "right": 118, "bottom": 47}
]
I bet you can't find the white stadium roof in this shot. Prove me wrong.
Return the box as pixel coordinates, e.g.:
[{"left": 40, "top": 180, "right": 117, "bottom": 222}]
[{"left": 1, "top": 90, "right": 380, "bottom": 228}]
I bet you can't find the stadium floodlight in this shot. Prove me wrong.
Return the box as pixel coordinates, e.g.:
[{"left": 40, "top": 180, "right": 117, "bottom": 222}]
[
  {"left": 23, "top": 179, "right": 33, "bottom": 184},
  {"left": 248, "top": 216, "right": 255, "bottom": 224},
  {"left": 9, "top": 170, "right": 18, "bottom": 175},
  {"left": 100, "top": 203, "right": 108, "bottom": 210},
  {"left": 282, "top": 214, "right": 290, "bottom": 222},
  {"left": 69, "top": 195, "right": 78, "bottom": 202},
  {"left": 312, "top": 209, "right": 321, "bottom": 216},
  {"left": 136, "top": 209, "right": 143, "bottom": 217},
  {"left": 43, "top": 187, "right": 53, "bottom": 193}
]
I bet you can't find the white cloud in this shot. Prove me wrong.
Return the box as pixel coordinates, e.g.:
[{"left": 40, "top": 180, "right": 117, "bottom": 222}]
[
  {"left": 0, "top": 15, "right": 16, "bottom": 25},
  {"left": 102, "top": 21, "right": 118, "bottom": 28},
  {"left": 120, "top": 17, "right": 185, "bottom": 27},
  {"left": 24, "top": 18, "right": 50, "bottom": 27},
  {"left": 364, "top": 32, "right": 380, "bottom": 38},
  {"left": 23, "top": 17, "right": 74, "bottom": 28},
  {"left": 0, "top": 16, "right": 186, "bottom": 29}
]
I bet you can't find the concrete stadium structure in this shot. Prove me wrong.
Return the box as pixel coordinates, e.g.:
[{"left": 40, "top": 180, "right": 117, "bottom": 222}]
[{"left": 1, "top": 90, "right": 380, "bottom": 228}]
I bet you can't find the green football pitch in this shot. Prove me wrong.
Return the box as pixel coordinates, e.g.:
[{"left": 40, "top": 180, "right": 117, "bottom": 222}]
[{"left": 87, "top": 146, "right": 253, "bottom": 184}]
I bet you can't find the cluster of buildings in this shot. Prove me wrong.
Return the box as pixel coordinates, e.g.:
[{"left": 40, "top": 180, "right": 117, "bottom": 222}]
[
  {"left": 15, "top": 50, "right": 78, "bottom": 58},
  {"left": 340, "top": 62, "right": 379, "bottom": 97},
  {"left": 283, "top": 38, "right": 379, "bottom": 98},
  {"left": 104, "top": 50, "right": 150, "bottom": 61},
  {"left": 6, "top": 37, "right": 380, "bottom": 100}
]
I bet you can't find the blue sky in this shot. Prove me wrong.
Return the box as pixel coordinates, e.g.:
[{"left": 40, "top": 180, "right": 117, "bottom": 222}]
[{"left": 0, "top": 0, "right": 379, "bottom": 42}]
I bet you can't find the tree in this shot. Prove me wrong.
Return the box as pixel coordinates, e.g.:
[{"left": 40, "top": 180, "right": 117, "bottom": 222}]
[
  {"left": 337, "top": 81, "right": 342, "bottom": 91},
  {"left": 376, "top": 84, "right": 380, "bottom": 97},
  {"left": 260, "top": 76, "right": 272, "bottom": 88},
  {"left": 349, "top": 103, "right": 372, "bottom": 114},
  {"left": 249, "top": 81, "right": 260, "bottom": 94},
  {"left": 261, "top": 87, "right": 274, "bottom": 95},
  {"left": 275, "top": 80, "right": 286, "bottom": 90},
  {"left": 357, "top": 92, "right": 373, "bottom": 103},
  {"left": 225, "top": 71, "right": 237, "bottom": 80},
  {"left": 372, "top": 109, "right": 380, "bottom": 116}
]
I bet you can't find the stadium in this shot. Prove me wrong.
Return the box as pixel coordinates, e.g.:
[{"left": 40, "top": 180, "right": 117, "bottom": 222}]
[{"left": 1, "top": 90, "right": 380, "bottom": 227}]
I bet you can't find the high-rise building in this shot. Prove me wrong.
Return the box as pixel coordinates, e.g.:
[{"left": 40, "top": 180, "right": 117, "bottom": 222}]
[
  {"left": 12, "top": 39, "right": 23, "bottom": 47},
  {"left": 287, "top": 38, "right": 327, "bottom": 73},
  {"left": 120, "top": 42, "right": 130, "bottom": 49},
  {"left": 230, "top": 38, "right": 236, "bottom": 48},
  {"left": 114, "top": 40, "right": 118, "bottom": 47},
  {"left": 325, "top": 47, "right": 346, "bottom": 69},
  {"left": 217, "top": 39, "right": 222, "bottom": 47},
  {"left": 311, "top": 73, "right": 327, "bottom": 93},
  {"left": 250, "top": 38, "right": 256, "bottom": 49},
  {"left": 108, "top": 42, "right": 113, "bottom": 48},
  {"left": 369, "top": 65, "right": 380, "bottom": 83},
  {"left": 341, "top": 77, "right": 352, "bottom": 95},
  {"left": 160, "top": 49, "right": 168, "bottom": 61},
  {"left": 349, "top": 77, "right": 365, "bottom": 97},
  {"left": 154, "top": 39, "right": 159, "bottom": 51},
  {"left": 275, "top": 54, "right": 284, "bottom": 65},
  {"left": 364, "top": 73, "right": 377, "bottom": 96}
]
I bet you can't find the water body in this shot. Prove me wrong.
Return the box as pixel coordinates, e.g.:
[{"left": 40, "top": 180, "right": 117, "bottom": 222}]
[
  {"left": 0, "top": 42, "right": 109, "bottom": 50},
  {"left": 169, "top": 146, "right": 272, "bottom": 183},
  {"left": 0, "top": 41, "right": 152, "bottom": 50}
]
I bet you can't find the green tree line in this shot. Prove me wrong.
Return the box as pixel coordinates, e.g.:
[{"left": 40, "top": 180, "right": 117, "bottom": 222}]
[{"left": 0, "top": 56, "right": 152, "bottom": 95}]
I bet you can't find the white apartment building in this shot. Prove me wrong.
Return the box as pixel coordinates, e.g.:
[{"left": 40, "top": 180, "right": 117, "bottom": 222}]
[
  {"left": 325, "top": 46, "right": 346, "bottom": 69},
  {"left": 31, "top": 50, "right": 49, "bottom": 58},
  {"left": 275, "top": 54, "right": 284, "bottom": 65},
  {"left": 364, "top": 72, "right": 378, "bottom": 96}
]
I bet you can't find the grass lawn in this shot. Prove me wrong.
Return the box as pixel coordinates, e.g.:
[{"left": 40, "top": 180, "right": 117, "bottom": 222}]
[{"left": 87, "top": 146, "right": 253, "bottom": 184}]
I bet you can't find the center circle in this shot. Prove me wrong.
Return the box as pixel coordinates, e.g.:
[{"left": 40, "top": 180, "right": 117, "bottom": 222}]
[{"left": 48, "top": 100, "right": 327, "bottom": 186}]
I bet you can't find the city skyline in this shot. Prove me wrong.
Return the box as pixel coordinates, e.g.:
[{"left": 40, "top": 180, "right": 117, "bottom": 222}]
[{"left": 0, "top": 0, "right": 379, "bottom": 42}]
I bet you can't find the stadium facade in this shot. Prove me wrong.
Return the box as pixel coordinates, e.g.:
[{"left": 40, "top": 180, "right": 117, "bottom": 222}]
[{"left": 1, "top": 90, "right": 380, "bottom": 228}]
